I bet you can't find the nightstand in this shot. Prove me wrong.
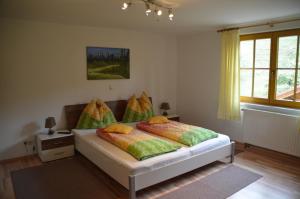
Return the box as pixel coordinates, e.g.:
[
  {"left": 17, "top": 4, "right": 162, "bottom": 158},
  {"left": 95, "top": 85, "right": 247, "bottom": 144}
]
[
  {"left": 166, "top": 114, "right": 180, "bottom": 122},
  {"left": 37, "top": 132, "right": 74, "bottom": 162}
]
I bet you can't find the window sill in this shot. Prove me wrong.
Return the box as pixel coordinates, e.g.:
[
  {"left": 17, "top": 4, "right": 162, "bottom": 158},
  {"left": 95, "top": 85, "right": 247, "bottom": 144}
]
[{"left": 241, "top": 102, "right": 300, "bottom": 117}]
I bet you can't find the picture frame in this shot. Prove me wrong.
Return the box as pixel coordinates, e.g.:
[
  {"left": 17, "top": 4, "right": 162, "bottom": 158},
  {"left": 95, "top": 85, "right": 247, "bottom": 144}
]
[{"left": 86, "top": 47, "right": 130, "bottom": 80}]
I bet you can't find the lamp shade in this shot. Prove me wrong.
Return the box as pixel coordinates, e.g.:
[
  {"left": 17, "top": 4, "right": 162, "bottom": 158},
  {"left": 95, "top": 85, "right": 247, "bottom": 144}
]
[
  {"left": 160, "top": 102, "right": 170, "bottom": 110},
  {"left": 45, "top": 117, "right": 56, "bottom": 128}
]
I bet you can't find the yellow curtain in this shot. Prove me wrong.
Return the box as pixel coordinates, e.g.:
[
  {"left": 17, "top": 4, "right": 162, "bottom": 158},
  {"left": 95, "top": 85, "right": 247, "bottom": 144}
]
[
  {"left": 218, "top": 29, "right": 241, "bottom": 120},
  {"left": 298, "top": 117, "right": 300, "bottom": 133}
]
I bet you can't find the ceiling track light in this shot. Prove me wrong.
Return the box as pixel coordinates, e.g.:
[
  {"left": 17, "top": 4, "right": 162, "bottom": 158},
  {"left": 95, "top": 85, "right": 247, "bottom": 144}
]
[{"left": 121, "top": 0, "right": 175, "bottom": 21}]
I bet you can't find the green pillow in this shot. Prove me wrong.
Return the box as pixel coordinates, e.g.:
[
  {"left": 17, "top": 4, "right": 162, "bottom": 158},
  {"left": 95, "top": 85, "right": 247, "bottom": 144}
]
[
  {"left": 76, "top": 99, "right": 116, "bottom": 129},
  {"left": 123, "top": 92, "right": 154, "bottom": 123}
]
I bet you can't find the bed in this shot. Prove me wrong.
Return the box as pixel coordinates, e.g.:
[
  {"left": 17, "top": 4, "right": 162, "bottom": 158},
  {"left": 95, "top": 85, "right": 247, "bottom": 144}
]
[{"left": 64, "top": 99, "right": 235, "bottom": 199}]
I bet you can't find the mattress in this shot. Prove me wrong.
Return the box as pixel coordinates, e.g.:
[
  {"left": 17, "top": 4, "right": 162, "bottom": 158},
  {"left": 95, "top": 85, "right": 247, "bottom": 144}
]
[{"left": 73, "top": 127, "right": 230, "bottom": 176}]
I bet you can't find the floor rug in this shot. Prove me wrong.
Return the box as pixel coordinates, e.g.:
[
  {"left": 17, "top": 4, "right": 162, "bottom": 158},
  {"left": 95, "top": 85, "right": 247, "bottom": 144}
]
[
  {"left": 12, "top": 158, "right": 262, "bottom": 199},
  {"left": 158, "top": 165, "right": 262, "bottom": 199},
  {"left": 11, "top": 158, "right": 117, "bottom": 199}
]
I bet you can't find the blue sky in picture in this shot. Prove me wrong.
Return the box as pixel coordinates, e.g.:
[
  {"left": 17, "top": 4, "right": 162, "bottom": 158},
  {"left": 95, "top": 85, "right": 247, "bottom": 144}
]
[{"left": 87, "top": 47, "right": 128, "bottom": 58}]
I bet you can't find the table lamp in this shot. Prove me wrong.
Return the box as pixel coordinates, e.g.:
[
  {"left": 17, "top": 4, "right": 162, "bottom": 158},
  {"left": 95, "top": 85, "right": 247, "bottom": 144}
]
[
  {"left": 160, "top": 102, "right": 170, "bottom": 116},
  {"left": 45, "top": 117, "right": 56, "bottom": 135}
]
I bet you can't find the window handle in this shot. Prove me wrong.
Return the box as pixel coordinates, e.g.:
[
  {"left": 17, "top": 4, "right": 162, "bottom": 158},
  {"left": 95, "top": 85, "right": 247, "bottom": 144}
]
[{"left": 271, "top": 70, "right": 275, "bottom": 76}]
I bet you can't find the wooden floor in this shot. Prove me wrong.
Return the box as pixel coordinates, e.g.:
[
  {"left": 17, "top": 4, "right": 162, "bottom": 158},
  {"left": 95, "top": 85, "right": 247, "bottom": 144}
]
[{"left": 1, "top": 147, "right": 300, "bottom": 199}]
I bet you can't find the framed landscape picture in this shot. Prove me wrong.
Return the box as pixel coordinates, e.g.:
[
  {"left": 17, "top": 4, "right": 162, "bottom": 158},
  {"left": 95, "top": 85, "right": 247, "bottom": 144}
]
[{"left": 86, "top": 47, "right": 130, "bottom": 80}]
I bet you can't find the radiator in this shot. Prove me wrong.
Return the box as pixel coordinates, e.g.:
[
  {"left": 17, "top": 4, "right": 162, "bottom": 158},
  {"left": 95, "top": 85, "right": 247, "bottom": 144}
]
[{"left": 242, "top": 108, "right": 300, "bottom": 157}]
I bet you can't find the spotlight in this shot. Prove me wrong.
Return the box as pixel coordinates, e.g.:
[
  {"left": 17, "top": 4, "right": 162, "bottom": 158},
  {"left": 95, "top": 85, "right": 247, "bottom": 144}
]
[
  {"left": 122, "top": 2, "right": 131, "bottom": 10},
  {"left": 145, "top": 3, "right": 151, "bottom": 16},
  {"left": 168, "top": 9, "right": 174, "bottom": 20},
  {"left": 156, "top": 9, "right": 162, "bottom": 16}
]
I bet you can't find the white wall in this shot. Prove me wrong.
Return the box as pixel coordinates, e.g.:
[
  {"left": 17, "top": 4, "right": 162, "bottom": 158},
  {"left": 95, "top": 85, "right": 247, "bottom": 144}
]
[{"left": 0, "top": 18, "right": 178, "bottom": 160}]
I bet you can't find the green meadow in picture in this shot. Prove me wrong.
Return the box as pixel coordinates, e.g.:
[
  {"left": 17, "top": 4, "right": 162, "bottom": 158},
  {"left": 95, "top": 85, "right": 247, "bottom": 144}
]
[{"left": 87, "top": 47, "right": 130, "bottom": 80}]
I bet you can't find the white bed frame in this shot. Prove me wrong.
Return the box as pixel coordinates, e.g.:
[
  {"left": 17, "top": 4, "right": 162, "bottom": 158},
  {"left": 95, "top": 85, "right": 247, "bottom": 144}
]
[
  {"left": 65, "top": 101, "right": 235, "bottom": 199},
  {"left": 76, "top": 137, "right": 235, "bottom": 199}
]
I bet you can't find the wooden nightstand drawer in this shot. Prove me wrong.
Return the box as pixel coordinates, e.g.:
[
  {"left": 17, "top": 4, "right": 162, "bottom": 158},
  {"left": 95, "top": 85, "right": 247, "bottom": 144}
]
[
  {"left": 39, "top": 145, "right": 74, "bottom": 162},
  {"left": 41, "top": 136, "right": 74, "bottom": 150},
  {"left": 37, "top": 132, "right": 74, "bottom": 162}
]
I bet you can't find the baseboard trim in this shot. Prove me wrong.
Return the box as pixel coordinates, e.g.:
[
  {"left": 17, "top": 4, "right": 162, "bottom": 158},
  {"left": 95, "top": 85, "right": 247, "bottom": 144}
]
[
  {"left": 232, "top": 141, "right": 300, "bottom": 164},
  {"left": 233, "top": 141, "right": 246, "bottom": 153},
  {"left": 245, "top": 144, "right": 300, "bottom": 162},
  {"left": 0, "top": 154, "right": 38, "bottom": 164}
]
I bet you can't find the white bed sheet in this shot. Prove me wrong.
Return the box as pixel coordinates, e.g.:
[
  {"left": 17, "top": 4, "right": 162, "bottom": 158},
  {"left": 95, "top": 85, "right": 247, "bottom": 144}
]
[{"left": 73, "top": 127, "right": 230, "bottom": 176}]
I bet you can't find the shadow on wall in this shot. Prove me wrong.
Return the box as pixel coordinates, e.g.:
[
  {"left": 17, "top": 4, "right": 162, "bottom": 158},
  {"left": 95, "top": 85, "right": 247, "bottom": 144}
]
[
  {"left": 21, "top": 122, "right": 40, "bottom": 138},
  {"left": 0, "top": 122, "right": 40, "bottom": 160},
  {"left": 56, "top": 109, "right": 67, "bottom": 130},
  {"left": 0, "top": 107, "right": 69, "bottom": 161}
]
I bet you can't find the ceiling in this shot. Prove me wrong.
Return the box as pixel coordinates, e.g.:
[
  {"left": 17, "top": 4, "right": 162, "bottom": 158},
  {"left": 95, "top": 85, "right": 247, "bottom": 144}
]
[{"left": 0, "top": 0, "right": 300, "bottom": 34}]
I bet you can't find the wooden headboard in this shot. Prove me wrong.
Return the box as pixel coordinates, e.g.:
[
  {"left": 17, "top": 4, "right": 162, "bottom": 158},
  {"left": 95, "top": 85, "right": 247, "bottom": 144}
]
[{"left": 64, "top": 98, "right": 152, "bottom": 130}]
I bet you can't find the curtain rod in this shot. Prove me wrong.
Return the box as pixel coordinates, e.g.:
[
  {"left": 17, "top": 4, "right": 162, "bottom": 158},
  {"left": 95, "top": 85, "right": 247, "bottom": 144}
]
[{"left": 217, "top": 18, "right": 300, "bottom": 33}]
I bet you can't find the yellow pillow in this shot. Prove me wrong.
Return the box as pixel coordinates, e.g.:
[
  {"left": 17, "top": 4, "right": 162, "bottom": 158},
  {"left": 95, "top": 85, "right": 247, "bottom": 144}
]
[
  {"left": 148, "top": 116, "right": 169, "bottom": 124},
  {"left": 104, "top": 123, "right": 133, "bottom": 134}
]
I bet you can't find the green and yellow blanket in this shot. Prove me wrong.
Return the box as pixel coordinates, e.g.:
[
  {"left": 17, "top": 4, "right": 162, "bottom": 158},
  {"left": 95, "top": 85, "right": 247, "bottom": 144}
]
[
  {"left": 97, "top": 128, "right": 181, "bottom": 160},
  {"left": 137, "top": 121, "right": 218, "bottom": 146}
]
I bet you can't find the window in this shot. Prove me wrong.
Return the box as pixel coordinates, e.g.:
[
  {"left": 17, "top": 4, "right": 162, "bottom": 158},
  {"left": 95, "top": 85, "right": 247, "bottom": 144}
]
[{"left": 240, "top": 29, "right": 300, "bottom": 109}]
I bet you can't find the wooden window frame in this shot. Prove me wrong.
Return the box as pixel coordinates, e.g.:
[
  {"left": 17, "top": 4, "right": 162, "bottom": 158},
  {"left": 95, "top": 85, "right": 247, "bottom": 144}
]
[{"left": 240, "top": 28, "right": 300, "bottom": 109}]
